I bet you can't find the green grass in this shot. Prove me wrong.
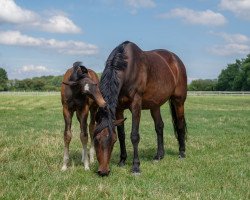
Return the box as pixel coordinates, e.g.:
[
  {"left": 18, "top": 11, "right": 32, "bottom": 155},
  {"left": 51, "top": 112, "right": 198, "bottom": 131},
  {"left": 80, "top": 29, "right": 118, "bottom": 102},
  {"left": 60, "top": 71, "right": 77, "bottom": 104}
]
[{"left": 0, "top": 94, "right": 249, "bottom": 199}]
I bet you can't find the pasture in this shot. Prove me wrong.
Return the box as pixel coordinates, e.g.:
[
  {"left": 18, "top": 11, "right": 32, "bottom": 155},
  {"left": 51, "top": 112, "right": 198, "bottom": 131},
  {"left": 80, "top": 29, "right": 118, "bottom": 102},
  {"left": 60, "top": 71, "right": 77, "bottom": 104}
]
[{"left": 0, "top": 93, "right": 249, "bottom": 199}]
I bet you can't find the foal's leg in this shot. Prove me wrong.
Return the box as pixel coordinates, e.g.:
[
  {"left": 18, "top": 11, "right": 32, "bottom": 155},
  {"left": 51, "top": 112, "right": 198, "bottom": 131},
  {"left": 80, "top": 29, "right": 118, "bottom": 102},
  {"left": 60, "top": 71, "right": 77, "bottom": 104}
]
[
  {"left": 61, "top": 107, "right": 73, "bottom": 171},
  {"left": 171, "top": 99, "right": 187, "bottom": 158},
  {"left": 89, "top": 106, "right": 96, "bottom": 164},
  {"left": 77, "top": 105, "right": 90, "bottom": 170},
  {"left": 150, "top": 107, "right": 165, "bottom": 160},
  {"left": 116, "top": 110, "right": 127, "bottom": 167},
  {"left": 130, "top": 94, "right": 142, "bottom": 174}
]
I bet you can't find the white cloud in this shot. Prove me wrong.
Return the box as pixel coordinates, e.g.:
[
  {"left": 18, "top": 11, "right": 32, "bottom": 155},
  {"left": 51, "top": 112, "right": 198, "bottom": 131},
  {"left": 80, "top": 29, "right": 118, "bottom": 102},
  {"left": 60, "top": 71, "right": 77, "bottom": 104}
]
[
  {"left": 16, "top": 65, "right": 60, "bottom": 78},
  {"left": 213, "top": 32, "right": 250, "bottom": 44},
  {"left": 209, "top": 32, "right": 250, "bottom": 56},
  {"left": 125, "top": 0, "right": 156, "bottom": 14},
  {"left": 19, "top": 65, "right": 50, "bottom": 73},
  {"left": 0, "top": 31, "right": 98, "bottom": 55},
  {"left": 158, "top": 8, "right": 227, "bottom": 26},
  {"left": 0, "top": 0, "right": 81, "bottom": 34},
  {"left": 38, "top": 15, "right": 81, "bottom": 34},
  {"left": 220, "top": 0, "right": 250, "bottom": 20},
  {"left": 0, "top": 0, "right": 37, "bottom": 24},
  {"left": 126, "top": 0, "right": 156, "bottom": 8}
]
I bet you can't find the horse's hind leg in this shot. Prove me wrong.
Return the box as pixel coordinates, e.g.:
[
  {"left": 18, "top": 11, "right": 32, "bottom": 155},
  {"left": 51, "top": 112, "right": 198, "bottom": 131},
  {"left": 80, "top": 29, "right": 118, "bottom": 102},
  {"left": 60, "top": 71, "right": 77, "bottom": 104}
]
[
  {"left": 62, "top": 107, "right": 73, "bottom": 171},
  {"left": 150, "top": 107, "right": 165, "bottom": 160},
  {"left": 77, "top": 105, "right": 90, "bottom": 170},
  {"left": 170, "top": 98, "right": 187, "bottom": 158}
]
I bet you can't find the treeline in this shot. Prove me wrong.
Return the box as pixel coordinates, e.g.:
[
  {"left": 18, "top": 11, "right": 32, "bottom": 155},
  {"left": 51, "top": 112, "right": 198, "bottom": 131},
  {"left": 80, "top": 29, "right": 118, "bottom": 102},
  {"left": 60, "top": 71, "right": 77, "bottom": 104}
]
[
  {"left": 0, "top": 74, "right": 63, "bottom": 91},
  {"left": 189, "top": 54, "right": 250, "bottom": 91}
]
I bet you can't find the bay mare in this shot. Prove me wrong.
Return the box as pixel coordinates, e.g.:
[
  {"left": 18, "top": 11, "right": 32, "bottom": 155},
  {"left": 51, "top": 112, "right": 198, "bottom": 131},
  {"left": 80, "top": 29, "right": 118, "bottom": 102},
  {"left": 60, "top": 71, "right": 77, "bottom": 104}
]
[{"left": 94, "top": 41, "right": 187, "bottom": 176}]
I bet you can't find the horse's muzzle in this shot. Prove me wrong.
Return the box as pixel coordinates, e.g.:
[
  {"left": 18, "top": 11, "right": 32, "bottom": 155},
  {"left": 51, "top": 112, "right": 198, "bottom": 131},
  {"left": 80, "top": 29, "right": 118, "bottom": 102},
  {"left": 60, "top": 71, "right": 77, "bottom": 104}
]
[{"left": 98, "top": 170, "right": 110, "bottom": 177}]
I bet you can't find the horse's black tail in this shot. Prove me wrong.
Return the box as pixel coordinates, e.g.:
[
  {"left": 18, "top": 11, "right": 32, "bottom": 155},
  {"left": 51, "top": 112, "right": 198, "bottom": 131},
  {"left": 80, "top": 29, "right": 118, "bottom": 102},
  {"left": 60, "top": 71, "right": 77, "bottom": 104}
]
[{"left": 169, "top": 99, "right": 187, "bottom": 140}]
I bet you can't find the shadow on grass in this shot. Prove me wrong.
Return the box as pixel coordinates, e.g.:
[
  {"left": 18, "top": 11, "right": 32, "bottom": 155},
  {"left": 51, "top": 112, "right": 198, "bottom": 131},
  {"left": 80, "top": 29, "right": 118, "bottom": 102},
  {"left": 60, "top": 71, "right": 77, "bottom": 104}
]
[
  {"left": 67, "top": 146, "right": 179, "bottom": 172},
  {"left": 111, "top": 147, "right": 178, "bottom": 164},
  {"left": 69, "top": 150, "right": 83, "bottom": 167}
]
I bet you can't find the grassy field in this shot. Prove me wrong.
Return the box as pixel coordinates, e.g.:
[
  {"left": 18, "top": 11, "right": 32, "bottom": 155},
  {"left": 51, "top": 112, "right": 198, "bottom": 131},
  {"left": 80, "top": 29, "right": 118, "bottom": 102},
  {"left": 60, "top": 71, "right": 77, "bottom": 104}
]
[{"left": 0, "top": 93, "right": 249, "bottom": 199}]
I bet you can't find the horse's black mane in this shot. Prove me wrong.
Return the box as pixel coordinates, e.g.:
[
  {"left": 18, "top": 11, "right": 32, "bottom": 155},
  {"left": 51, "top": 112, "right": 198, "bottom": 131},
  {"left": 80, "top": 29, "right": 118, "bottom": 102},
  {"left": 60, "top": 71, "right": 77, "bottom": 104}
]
[
  {"left": 100, "top": 41, "right": 130, "bottom": 118},
  {"left": 95, "top": 41, "right": 130, "bottom": 136}
]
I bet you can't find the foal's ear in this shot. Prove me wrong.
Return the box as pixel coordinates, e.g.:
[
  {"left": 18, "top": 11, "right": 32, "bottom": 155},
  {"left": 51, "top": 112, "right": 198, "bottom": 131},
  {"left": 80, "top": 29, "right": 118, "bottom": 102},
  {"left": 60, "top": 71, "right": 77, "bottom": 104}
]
[
  {"left": 80, "top": 66, "right": 88, "bottom": 74},
  {"left": 113, "top": 118, "right": 127, "bottom": 126}
]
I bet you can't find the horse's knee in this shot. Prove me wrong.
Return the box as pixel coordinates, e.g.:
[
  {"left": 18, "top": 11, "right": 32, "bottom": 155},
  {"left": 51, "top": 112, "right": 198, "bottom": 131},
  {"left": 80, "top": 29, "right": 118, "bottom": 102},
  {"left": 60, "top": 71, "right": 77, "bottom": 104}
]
[
  {"left": 64, "top": 131, "right": 72, "bottom": 143},
  {"left": 130, "top": 132, "right": 140, "bottom": 144}
]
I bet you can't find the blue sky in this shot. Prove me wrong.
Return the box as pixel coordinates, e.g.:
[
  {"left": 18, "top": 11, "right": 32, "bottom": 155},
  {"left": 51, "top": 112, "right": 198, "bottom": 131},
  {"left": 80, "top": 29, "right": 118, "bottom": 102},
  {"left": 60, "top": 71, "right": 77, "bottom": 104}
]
[{"left": 0, "top": 0, "right": 250, "bottom": 81}]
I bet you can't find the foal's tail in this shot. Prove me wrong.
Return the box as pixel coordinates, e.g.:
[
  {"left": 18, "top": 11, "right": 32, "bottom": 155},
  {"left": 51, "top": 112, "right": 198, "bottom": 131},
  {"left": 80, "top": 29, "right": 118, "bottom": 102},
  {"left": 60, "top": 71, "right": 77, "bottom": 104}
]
[{"left": 169, "top": 99, "right": 187, "bottom": 140}]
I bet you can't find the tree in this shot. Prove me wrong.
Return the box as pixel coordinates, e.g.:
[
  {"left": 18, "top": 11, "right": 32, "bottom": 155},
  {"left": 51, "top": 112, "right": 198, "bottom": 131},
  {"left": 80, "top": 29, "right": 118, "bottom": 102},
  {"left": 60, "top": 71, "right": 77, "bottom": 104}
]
[
  {"left": 0, "top": 68, "right": 8, "bottom": 91},
  {"left": 216, "top": 55, "right": 250, "bottom": 91},
  {"left": 216, "top": 60, "right": 241, "bottom": 91}
]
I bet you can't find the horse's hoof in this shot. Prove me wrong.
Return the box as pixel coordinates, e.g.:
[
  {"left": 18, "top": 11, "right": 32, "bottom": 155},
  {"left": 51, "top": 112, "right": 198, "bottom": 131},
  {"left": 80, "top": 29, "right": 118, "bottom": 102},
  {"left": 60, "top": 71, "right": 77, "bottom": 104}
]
[
  {"left": 153, "top": 155, "right": 164, "bottom": 161},
  {"left": 131, "top": 166, "right": 140, "bottom": 174},
  {"left": 132, "top": 172, "right": 141, "bottom": 176},
  {"left": 118, "top": 162, "right": 125, "bottom": 167},
  {"left": 179, "top": 151, "right": 186, "bottom": 159},
  {"left": 118, "top": 160, "right": 126, "bottom": 167},
  {"left": 84, "top": 166, "right": 90, "bottom": 171}
]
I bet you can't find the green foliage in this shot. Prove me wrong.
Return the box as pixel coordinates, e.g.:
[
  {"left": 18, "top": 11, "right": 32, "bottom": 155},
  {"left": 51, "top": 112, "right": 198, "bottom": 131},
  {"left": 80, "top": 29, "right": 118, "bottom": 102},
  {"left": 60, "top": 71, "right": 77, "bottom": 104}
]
[
  {"left": 188, "top": 79, "right": 217, "bottom": 91},
  {"left": 0, "top": 94, "right": 249, "bottom": 199},
  {"left": 0, "top": 68, "right": 8, "bottom": 91},
  {"left": 217, "top": 54, "right": 250, "bottom": 91},
  {"left": 9, "top": 75, "right": 63, "bottom": 91}
]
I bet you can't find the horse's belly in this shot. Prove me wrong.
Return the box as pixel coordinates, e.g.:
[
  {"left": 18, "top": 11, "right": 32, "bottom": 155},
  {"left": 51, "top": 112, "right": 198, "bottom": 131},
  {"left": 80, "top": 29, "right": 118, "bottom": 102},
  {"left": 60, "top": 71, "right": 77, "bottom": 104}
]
[{"left": 141, "top": 94, "right": 170, "bottom": 109}]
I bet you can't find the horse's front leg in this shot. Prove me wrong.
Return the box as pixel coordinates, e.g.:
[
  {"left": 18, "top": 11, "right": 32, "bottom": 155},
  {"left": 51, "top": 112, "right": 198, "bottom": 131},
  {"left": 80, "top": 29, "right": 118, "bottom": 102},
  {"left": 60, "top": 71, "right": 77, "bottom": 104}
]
[
  {"left": 61, "top": 107, "right": 73, "bottom": 171},
  {"left": 116, "top": 110, "right": 127, "bottom": 167},
  {"left": 130, "top": 94, "right": 142, "bottom": 174},
  {"left": 77, "top": 105, "right": 90, "bottom": 170}
]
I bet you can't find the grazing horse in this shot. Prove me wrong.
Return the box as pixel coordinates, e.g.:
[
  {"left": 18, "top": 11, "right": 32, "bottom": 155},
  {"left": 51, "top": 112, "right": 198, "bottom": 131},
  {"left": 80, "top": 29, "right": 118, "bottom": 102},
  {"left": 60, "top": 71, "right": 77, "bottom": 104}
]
[
  {"left": 94, "top": 41, "right": 187, "bottom": 176},
  {"left": 61, "top": 61, "right": 106, "bottom": 171}
]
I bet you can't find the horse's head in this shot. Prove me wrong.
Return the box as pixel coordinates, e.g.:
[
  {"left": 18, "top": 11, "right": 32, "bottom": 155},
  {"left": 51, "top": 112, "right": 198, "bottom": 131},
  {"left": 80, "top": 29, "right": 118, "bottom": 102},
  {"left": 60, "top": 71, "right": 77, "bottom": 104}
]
[
  {"left": 94, "top": 107, "right": 125, "bottom": 176},
  {"left": 64, "top": 62, "right": 106, "bottom": 107}
]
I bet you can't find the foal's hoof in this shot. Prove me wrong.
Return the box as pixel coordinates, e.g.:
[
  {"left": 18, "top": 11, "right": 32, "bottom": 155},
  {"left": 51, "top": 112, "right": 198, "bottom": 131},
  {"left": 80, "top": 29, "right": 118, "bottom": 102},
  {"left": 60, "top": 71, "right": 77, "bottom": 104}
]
[
  {"left": 179, "top": 151, "right": 186, "bottom": 159},
  {"left": 61, "top": 165, "right": 68, "bottom": 171}
]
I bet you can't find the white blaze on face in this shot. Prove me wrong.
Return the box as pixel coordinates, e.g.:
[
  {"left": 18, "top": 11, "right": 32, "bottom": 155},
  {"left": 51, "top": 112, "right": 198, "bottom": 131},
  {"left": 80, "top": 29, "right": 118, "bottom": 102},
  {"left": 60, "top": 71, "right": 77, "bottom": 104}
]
[{"left": 84, "top": 83, "right": 90, "bottom": 91}]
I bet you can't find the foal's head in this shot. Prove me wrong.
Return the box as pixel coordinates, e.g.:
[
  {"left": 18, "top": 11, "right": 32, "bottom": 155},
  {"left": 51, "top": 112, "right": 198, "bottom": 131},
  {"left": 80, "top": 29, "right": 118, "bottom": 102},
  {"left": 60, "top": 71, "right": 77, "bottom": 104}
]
[
  {"left": 94, "top": 108, "right": 125, "bottom": 176},
  {"left": 64, "top": 62, "right": 106, "bottom": 107}
]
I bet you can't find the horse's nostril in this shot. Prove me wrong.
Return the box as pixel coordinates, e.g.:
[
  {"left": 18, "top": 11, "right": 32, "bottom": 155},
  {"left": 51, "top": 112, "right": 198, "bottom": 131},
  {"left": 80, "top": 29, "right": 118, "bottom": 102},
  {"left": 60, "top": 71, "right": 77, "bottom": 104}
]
[{"left": 98, "top": 170, "right": 110, "bottom": 177}]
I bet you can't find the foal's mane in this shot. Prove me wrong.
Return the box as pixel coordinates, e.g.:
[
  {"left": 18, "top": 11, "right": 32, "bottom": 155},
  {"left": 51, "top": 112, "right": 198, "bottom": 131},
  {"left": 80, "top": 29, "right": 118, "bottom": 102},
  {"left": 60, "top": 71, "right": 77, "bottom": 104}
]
[
  {"left": 100, "top": 41, "right": 129, "bottom": 118},
  {"left": 70, "top": 61, "right": 88, "bottom": 81}
]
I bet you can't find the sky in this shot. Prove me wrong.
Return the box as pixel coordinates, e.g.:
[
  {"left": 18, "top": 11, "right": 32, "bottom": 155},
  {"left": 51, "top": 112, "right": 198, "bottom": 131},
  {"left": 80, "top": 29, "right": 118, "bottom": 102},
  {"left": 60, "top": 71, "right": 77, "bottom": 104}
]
[{"left": 0, "top": 0, "right": 250, "bottom": 82}]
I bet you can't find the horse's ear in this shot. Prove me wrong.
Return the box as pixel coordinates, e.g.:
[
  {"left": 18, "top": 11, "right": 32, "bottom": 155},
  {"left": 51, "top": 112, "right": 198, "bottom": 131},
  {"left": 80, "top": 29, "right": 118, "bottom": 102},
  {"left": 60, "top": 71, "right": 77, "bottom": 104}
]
[
  {"left": 113, "top": 118, "right": 127, "bottom": 126},
  {"left": 62, "top": 81, "right": 77, "bottom": 86},
  {"left": 80, "top": 66, "right": 88, "bottom": 74}
]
